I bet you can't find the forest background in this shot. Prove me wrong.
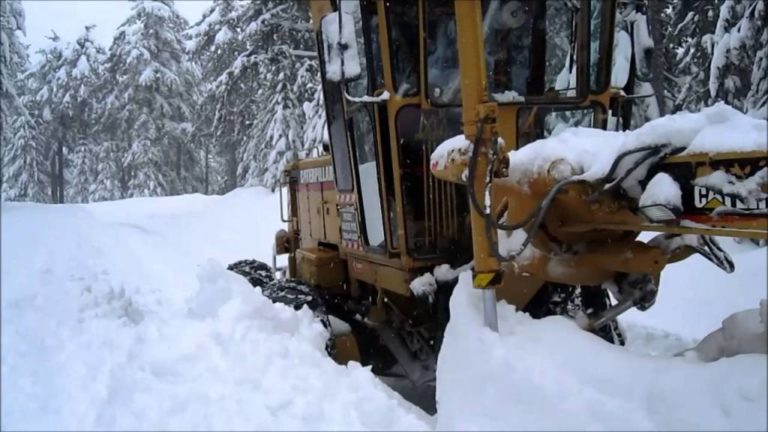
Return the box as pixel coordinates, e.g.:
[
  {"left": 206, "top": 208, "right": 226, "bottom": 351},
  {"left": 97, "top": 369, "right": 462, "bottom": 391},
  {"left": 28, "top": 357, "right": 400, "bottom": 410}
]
[{"left": 1, "top": 0, "right": 765, "bottom": 203}]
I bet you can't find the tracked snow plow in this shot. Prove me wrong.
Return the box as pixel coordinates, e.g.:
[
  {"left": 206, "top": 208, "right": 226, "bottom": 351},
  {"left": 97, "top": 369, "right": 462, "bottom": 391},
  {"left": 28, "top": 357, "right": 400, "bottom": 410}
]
[{"left": 229, "top": 0, "right": 767, "bottom": 412}]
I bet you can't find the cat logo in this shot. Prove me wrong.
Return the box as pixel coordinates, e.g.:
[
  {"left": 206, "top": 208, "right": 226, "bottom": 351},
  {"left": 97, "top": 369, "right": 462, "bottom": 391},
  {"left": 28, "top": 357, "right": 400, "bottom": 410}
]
[
  {"left": 693, "top": 186, "right": 767, "bottom": 210},
  {"left": 299, "top": 166, "right": 334, "bottom": 184}
]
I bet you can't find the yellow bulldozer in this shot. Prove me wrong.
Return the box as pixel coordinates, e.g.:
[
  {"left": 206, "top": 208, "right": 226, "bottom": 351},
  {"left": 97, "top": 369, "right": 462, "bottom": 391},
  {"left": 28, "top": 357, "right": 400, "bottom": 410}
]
[{"left": 228, "top": 0, "right": 767, "bottom": 413}]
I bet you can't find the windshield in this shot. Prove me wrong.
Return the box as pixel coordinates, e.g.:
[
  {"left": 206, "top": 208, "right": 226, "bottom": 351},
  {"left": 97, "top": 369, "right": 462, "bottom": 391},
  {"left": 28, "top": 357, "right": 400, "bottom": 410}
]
[
  {"left": 426, "top": 0, "right": 461, "bottom": 106},
  {"left": 386, "top": 0, "right": 419, "bottom": 96},
  {"left": 482, "top": 0, "right": 579, "bottom": 102}
]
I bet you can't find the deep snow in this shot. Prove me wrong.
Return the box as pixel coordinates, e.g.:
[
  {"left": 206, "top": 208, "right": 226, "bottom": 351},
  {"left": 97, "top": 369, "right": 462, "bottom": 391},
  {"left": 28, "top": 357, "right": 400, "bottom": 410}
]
[
  {"left": 437, "top": 272, "right": 766, "bottom": 431},
  {"left": 2, "top": 187, "right": 766, "bottom": 430},
  {"left": 1, "top": 188, "right": 429, "bottom": 431}
]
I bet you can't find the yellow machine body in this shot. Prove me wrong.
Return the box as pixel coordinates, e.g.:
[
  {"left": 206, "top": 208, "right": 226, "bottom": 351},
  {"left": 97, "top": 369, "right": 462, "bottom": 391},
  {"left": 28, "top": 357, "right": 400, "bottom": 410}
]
[{"left": 269, "top": 0, "right": 767, "bottom": 369}]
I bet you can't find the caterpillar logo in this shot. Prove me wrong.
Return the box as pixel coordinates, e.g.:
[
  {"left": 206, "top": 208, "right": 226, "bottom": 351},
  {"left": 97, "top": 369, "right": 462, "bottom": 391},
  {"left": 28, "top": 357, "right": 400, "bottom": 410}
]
[
  {"left": 693, "top": 186, "right": 767, "bottom": 210},
  {"left": 299, "top": 166, "right": 334, "bottom": 184}
]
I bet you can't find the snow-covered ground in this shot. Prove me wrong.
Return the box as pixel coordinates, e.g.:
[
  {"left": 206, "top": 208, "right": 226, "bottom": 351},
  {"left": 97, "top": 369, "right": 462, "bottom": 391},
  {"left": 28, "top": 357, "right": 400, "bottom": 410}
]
[
  {"left": 1, "top": 188, "right": 429, "bottom": 431},
  {"left": 437, "top": 267, "right": 766, "bottom": 431},
  {"left": 2, "top": 188, "right": 766, "bottom": 430}
]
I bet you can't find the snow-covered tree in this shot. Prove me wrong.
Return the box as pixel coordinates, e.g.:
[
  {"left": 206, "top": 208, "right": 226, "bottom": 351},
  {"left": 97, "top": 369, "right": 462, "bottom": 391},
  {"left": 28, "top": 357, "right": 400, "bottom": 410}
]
[
  {"left": 239, "top": 1, "right": 321, "bottom": 189},
  {"left": 101, "top": 0, "right": 200, "bottom": 198},
  {"left": 185, "top": 0, "right": 246, "bottom": 193},
  {"left": 253, "top": 48, "right": 322, "bottom": 189},
  {"left": 1, "top": 110, "right": 48, "bottom": 202},
  {"left": 251, "top": 67, "right": 303, "bottom": 187},
  {"left": 23, "top": 32, "right": 68, "bottom": 202},
  {"left": 90, "top": 139, "right": 124, "bottom": 201},
  {"left": 0, "top": 0, "right": 26, "bottom": 108},
  {"left": 24, "top": 26, "right": 107, "bottom": 203},
  {"left": 67, "top": 141, "right": 93, "bottom": 203},
  {"left": 124, "top": 109, "right": 168, "bottom": 196},
  {"left": 194, "top": 0, "right": 323, "bottom": 190},
  {"left": 60, "top": 26, "right": 106, "bottom": 203},
  {"left": 0, "top": 0, "right": 31, "bottom": 198},
  {"left": 302, "top": 85, "right": 328, "bottom": 157},
  {"left": 709, "top": 0, "right": 767, "bottom": 116},
  {"left": 663, "top": 0, "right": 720, "bottom": 113},
  {"left": 0, "top": 0, "right": 27, "bottom": 119}
]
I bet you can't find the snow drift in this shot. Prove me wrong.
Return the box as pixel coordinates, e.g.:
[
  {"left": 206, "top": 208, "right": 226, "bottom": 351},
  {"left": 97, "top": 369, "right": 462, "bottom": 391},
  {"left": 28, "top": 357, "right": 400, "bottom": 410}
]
[
  {"left": 436, "top": 272, "right": 767, "bottom": 431},
  {"left": 2, "top": 187, "right": 766, "bottom": 430},
  {"left": 1, "top": 188, "right": 429, "bottom": 431}
]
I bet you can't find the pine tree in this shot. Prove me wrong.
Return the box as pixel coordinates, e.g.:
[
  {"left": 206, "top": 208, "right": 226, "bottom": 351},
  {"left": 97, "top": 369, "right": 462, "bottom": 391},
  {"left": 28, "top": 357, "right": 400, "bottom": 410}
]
[
  {"left": 0, "top": 0, "right": 33, "bottom": 199},
  {"left": 257, "top": 51, "right": 322, "bottom": 189},
  {"left": 124, "top": 109, "right": 168, "bottom": 196},
  {"left": 59, "top": 25, "right": 106, "bottom": 203},
  {"left": 302, "top": 85, "right": 328, "bottom": 157},
  {"left": 1, "top": 110, "right": 48, "bottom": 202},
  {"left": 67, "top": 141, "right": 93, "bottom": 203},
  {"left": 186, "top": 0, "right": 246, "bottom": 193},
  {"left": 666, "top": 0, "right": 721, "bottom": 112},
  {"left": 101, "top": 0, "right": 200, "bottom": 197},
  {"left": 212, "top": 43, "right": 262, "bottom": 189},
  {"left": 25, "top": 32, "right": 70, "bottom": 203},
  {"left": 708, "top": 0, "right": 767, "bottom": 116},
  {"left": 745, "top": 1, "right": 767, "bottom": 116},
  {"left": 90, "top": 139, "right": 124, "bottom": 201},
  {"left": 709, "top": 0, "right": 746, "bottom": 109},
  {"left": 236, "top": 0, "right": 322, "bottom": 189},
  {"left": 23, "top": 26, "right": 108, "bottom": 203},
  {"left": 253, "top": 68, "right": 303, "bottom": 188},
  {"left": 0, "top": 0, "right": 27, "bottom": 119}
]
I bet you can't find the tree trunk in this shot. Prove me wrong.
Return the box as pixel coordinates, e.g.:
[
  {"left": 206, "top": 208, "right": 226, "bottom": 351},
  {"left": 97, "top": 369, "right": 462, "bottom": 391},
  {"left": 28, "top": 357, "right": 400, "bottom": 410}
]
[
  {"left": 49, "top": 156, "right": 58, "bottom": 203},
  {"left": 176, "top": 140, "right": 182, "bottom": 194},
  {"left": 56, "top": 141, "right": 64, "bottom": 203},
  {"left": 204, "top": 139, "right": 210, "bottom": 195},
  {"left": 120, "top": 132, "right": 128, "bottom": 198},
  {"left": 228, "top": 139, "right": 238, "bottom": 192},
  {"left": 647, "top": 0, "right": 668, "bottom": 116}
]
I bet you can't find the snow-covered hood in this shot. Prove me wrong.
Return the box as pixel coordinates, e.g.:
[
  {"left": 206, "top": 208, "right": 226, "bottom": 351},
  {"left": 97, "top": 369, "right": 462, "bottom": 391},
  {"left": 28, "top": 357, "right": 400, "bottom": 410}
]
[{"left": 505, "top": 103, "right": 767, "bottom": 188}]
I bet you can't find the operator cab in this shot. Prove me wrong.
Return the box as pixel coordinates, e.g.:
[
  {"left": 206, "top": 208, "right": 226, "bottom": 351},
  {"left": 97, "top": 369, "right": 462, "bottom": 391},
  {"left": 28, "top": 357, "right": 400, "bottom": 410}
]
[{"left": 314, "top": 0, "right": 615, "bottom": 269}]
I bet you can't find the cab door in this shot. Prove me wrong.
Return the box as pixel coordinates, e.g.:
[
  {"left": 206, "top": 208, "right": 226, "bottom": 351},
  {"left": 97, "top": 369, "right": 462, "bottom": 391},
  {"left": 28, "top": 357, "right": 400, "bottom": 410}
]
[{"left": 340, "top": 0, "right": 390, "bottom": 252}]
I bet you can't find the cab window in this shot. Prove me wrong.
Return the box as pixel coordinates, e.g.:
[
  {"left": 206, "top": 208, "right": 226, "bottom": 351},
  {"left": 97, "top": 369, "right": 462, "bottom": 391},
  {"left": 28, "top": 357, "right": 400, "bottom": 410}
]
[
  {"left": 426, "top": 0, "right": 461, "bottom": 106},
  {"left": 482, "top": 0, "right": 581, "bottom": 102},
  {"left": 386, "top": 0, "right": 419, "bottom": 96},
  {"left": 517, "top": 105, "right": 600, "bottom": 148},
  {"left": 345, "top": 0, "right": 387, "bottom": 248}
]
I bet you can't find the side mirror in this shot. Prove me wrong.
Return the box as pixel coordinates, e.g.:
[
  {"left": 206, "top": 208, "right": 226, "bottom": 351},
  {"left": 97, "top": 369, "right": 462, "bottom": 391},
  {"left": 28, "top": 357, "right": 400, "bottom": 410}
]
[{"left": 321, "top": 11, "right": 362, "bottom": 83}]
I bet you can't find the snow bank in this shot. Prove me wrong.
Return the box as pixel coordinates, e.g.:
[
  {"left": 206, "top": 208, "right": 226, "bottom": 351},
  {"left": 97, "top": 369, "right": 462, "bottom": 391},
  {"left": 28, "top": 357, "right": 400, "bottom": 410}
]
[
  {"left": 506, "top": 103, "right": 768, "bottom": 187},
  {"left": 623, "top": 235, "right": 768, "bottom": 340},
  {"left": 681, "top": 300, "right": 767, "bottom": 362},
  {"left": 1, "top": 188, "right": 429, "bottom": 431},
  {"left": 436, "top": 272, "right": 767, "bottom": 431},
  {"left": 4, "top": 186, "right": 766, "bottom": 430}
]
